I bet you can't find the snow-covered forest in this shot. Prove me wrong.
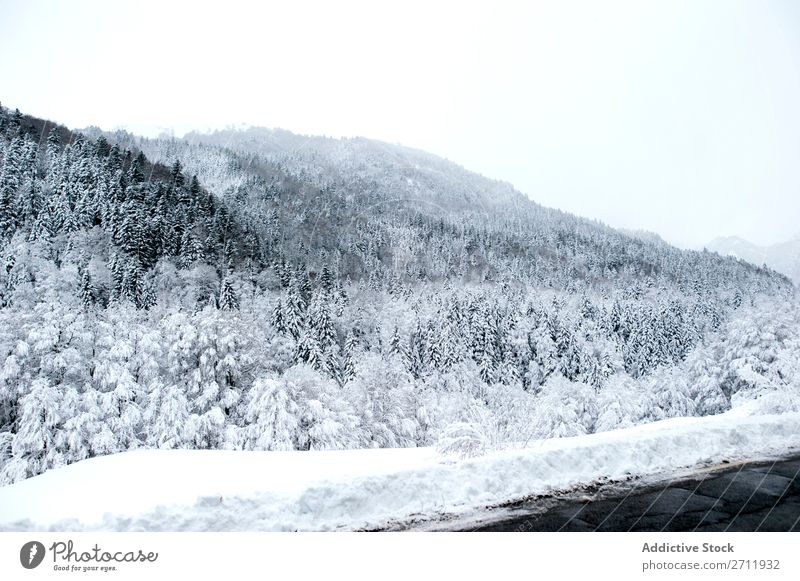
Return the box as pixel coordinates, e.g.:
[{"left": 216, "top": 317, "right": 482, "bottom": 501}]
[{"left": 1, "top": 104, "right": 798, "bottom": 485}]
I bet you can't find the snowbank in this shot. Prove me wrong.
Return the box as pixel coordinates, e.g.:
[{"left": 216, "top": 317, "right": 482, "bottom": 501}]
[{"left": 1, "top": 410, "right": 799, "bottom": 531}]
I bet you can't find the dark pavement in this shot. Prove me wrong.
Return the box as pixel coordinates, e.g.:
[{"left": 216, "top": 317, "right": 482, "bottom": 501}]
[{"left": 464, "top": 457, "right": 800, "bottom": 532}]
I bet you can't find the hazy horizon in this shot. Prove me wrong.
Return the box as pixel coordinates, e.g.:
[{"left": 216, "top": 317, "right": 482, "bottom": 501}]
[{"left": 3, "top": 0, "right": 799, "bottom": 249}]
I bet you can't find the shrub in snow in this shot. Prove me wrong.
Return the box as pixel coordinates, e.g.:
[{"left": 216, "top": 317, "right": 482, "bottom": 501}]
[
  {"left": 242, "top": 365, "right": 358, "bottom": 452},
  {"left": 595, "top": 373, "right": 645, "bottom": 432},
  {"left": 682, "top": 349, "right": 729, "bottom": 416},
  {"left": 716, "top": 302, "right": 796, "bottom": 400},
  {"left": 435, "top": 422, "right": 488, "bottom": 459},
  {"left": 344, "top": 352, "right": 419, "bottom": 448},
  {"left": 416, "top": 362, "right": 486, "bottom": 443},
  {"left": 283, "top": 364, "right": 359, "bottom": 451},
  {"left": 644, "top": 368, "right": 696, "bottom": 421},
  {"left": 531, "top": 374, "right": 597, "bottom": 439},
  {"left": 483, "top": 382, "right": 539, "bottom": 445},
  {"left": 730, "top": 385, "right": 800, "bottom": 416}
]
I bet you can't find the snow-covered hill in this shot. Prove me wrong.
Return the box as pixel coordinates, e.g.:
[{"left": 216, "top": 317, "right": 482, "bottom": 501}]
[
  {"left": 707, "top": 234, "right": 800, "bottom": 284},
  {"left": 182, "top": 127, "right": 528, "bottom": 210},
  {"left": 2, "top": 104, "right": 798, "bottom": 493}
]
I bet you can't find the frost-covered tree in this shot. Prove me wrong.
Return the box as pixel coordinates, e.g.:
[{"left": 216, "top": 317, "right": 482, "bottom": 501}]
[
  {"left": 242, "top": 375, "right": 298, "bottom": 451},
  {"left": 9, "top": 378, "right": 62, "bottom": 479},
  {"left": 79, "top": 268, "right": 95, "bottom": 309},
  {"left": 144, "top": 382, "right": 190, "bottom": 449},
  {"left": 283, "top": 364, "right": 358, "bottom": 451},
  {"left": 219, "top": 275, "right": 239, "bottom": 310},
  {"left": 346, "top": 352, "right": 418, "bottom": 448},
  {"left": 532, "top": 375, "right": 597, "bottom": 439}
]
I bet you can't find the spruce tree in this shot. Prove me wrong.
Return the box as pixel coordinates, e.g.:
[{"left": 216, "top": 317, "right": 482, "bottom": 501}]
[
  {"left": 219, "top": 276, "right": 239, "bottom": 311},
  {"left": 127, "top": 152, "right": 145, "bottom": 185},
  {"left": 79, "top": 269, "right": 95, "bottom": 309},
  {"left": 283, "top": 279, "right": 307, "bottom": 339},
  {"left": 389, "top": 327, "right": 405, "bottom": 359},
  {"left": 171, "top": 159, "right": 185, "bottom": 188},
  {"left": 307, "top": 293, "right": 335, "bottom": 350},
  {"left": 342, "top": 330, "right": 359, "bottom": 383},
  {"left": 320, "top": 266, "right": 334, "bottom": 294},
  {"left": 271, "top": 299, "right": 286, "bottom": 334},
  {"left": 94, "top": 135, "right": 110, "bottom": 157}
]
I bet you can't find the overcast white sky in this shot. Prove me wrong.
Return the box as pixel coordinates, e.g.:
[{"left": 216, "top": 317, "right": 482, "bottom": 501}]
[{"left": 2, "top": 0, "right": 799, "bottom": 248}]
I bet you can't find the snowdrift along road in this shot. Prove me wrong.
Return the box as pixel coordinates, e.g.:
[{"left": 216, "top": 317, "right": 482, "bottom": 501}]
[{"left": 1, "top": 410, "right": 799, "bottom": 531}]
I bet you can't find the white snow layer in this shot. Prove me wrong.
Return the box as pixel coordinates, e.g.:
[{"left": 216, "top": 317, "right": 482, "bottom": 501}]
[{"left": 1, "top": 410, "right": 799, "bottom": 531}]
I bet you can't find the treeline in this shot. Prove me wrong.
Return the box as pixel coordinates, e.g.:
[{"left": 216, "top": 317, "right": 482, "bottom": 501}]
[
  {"left": 1, "top": 275, "right": 797, "bottom": 484},
  {"left": 271, "top": 263, "right": 719, "bottom": 388}
]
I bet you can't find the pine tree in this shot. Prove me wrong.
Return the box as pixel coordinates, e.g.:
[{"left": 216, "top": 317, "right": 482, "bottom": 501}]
[
  {"left": 283, "top": 279, "right": 307, "bottom": 339},
  {"left": 7, "top": 108, "right": 22, "bottom": 136},
  {"left": 109, "top": 253, "right": 124, "bottom": 301},
  {"left": 320, "top": 266, "right": 334, "bottom": 294},
  {"left": 127, "top": 152, "right": 146, "bottom": 185},
  {"left": 307, "top": 292, "right": 336, "bottom": 350},
  {"left": 140, "top": 279, "right": 157, "bottom": 310},
  {"left": 188, "top": 174, "right": 201, "bottom": 204},
  {"left": 296, "top": 329, "right": 323, "bottom": 369},
  {"left": 171, "top": 159, "right": 185, "bottom": 188},
  {"left": 732, "top": 288, "right": 743, "bottom": 309},
  {"left": 0, "top": 138, "right": 21, "bottom": 239},
  {"left": 342, "top": 330, "right": 359, "bottom": 383},
  {"left": 389, "top": 327, "right": 405, "bottom": 359},
  {"left": 271, "top": 299, "right": 286, "bottom": 334},
  {"left": 120, "top": 202, "right": 156, "bottom": 267},
  {"left": 0, "top": 183, "right": 17, "bottom": 240},
  {"left": 580, "top": 296, "right": 597, "bottom": 320},
  {"left": 478, "top": 348, "right": 495, "bottom": 385},
  {"left": 43, "top": 129, "right": 59, "bottom": 176},
  {"left": 179, "top": 228, "right": 204, "bottom": 266},
  {"left": 219, "top": 275, "right": 239, "bottom": 311},
  {"left": 95, "top": 135, "right": 110, "bottom": 157},
  {"left": 79, "top": 269, "right": 95, "bottom": 309},
  {"left": 425, "top": 322, "right": 443, "bottom": 371},
  {"left": 558, "top": 329, "right": 583, "bottom": 381},
  {"left": 120, "top": 257, "right": 143, "bottom": 305},
  {"left": 275, "top": 258, "right": 291, "bottom": 288},
  {"left": 442, "top": 324, "right": 462, "bottom": 370},
  {"left": 407, "top": 321, "right": 426, "bottom": 379}
]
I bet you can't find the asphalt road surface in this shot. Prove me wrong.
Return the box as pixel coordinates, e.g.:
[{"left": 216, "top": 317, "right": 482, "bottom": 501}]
[{"left": 432, "top": 456, "right": 800, "bottom": 532}]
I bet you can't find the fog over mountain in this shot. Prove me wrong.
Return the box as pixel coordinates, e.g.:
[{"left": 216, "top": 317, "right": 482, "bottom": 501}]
[{"left": 707, "top": 234, "right": 800, "bottom": 284}]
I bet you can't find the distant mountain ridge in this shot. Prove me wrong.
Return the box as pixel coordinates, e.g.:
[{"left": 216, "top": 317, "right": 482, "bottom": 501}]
[
  {"left": 707, "top": 235, "right": 800, "bottom": 284},
  {"left": 181, "top": 126, "right": 530, "bottom": 211}
]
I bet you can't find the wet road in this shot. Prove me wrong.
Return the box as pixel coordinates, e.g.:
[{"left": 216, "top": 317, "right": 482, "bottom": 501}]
[{"left": 463, "top": 457, "right": 800, "bottom": 532}]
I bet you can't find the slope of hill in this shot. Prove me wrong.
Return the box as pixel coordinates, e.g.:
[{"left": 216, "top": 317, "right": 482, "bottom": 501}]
[
  {"left": 0, "top": 104, "right": 797, "bottom": 488},
  {"left": 113, "top": 125, "right": 792, "bottom": 293}
]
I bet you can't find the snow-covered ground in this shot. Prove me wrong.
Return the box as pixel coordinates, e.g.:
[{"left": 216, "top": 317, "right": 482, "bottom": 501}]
[{"left": 1, "top": 409, "right": 799, "bottom": 532}]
